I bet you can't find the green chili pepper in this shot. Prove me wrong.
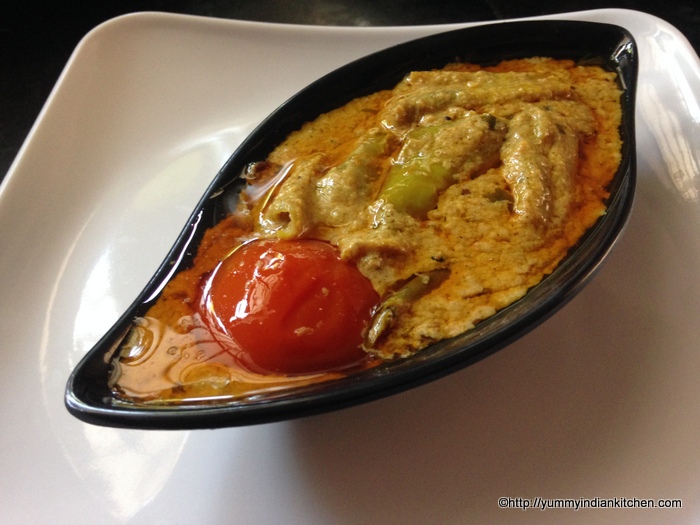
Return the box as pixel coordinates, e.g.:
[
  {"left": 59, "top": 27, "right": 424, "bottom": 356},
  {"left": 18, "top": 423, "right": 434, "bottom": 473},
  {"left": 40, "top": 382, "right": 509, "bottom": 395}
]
[
  {"left": 365, "top": 268, "right": 450, "bottom": 348},
  {"left": 379, "top": 114, "right": 505, "bottom": 218}
]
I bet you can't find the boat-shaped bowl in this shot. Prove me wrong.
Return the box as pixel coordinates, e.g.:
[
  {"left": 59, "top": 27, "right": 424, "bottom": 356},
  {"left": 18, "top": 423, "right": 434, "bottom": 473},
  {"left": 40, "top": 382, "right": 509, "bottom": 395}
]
[{"left": 66, "top": 19, "right": 637, "bottom": 429}]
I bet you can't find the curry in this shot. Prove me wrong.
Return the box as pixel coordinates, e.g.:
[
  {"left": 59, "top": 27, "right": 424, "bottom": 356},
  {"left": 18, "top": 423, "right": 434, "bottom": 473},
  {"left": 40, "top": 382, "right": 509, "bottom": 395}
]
[{"left": 111, "top": 57, "right": 622, "bottom": 403}]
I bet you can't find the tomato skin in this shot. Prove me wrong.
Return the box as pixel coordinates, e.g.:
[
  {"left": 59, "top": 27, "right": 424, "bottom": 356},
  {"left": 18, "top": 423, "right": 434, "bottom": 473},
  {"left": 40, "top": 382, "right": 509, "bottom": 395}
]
[{"left": 202, "top": 239, "right": 379, "bottom": 374}]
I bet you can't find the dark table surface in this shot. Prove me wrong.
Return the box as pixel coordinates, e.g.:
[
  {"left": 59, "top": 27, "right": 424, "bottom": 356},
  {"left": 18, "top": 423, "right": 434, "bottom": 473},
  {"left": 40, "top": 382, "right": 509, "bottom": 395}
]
[{"left": 2, "top": 0, "right": 699, "bottom": 182}]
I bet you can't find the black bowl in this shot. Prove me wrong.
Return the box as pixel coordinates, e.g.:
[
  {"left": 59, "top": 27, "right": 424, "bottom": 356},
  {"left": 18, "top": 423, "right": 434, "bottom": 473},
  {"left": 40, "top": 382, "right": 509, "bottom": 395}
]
[{"left": 65, "top": 19, "right": 637, "bottom": 429}]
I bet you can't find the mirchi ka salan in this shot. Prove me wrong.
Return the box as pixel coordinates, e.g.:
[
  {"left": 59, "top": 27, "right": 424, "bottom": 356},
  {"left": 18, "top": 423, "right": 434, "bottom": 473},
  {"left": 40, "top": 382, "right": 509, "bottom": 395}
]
[{"left": 111, "top": 57, "right": 623, "bottom": 403}]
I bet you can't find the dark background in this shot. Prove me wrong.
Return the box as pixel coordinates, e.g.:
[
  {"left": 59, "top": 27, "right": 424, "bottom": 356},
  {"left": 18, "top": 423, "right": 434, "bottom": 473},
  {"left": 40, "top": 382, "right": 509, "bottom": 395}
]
[{"left": 2, "top": 1, "right": 699, "bottom": 180}]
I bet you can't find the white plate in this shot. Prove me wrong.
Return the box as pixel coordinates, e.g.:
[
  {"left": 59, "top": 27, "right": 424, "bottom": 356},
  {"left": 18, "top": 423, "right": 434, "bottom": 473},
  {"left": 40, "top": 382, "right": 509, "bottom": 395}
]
[{"left": 1, "top": 9, "right": 699, "bottom": 524}]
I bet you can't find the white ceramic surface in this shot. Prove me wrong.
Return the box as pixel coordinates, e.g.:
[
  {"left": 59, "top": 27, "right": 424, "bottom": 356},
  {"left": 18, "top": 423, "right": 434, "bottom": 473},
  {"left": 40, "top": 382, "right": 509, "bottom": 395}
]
[{"left": 1, "top": 9, "right": 699, "bottom": 524}]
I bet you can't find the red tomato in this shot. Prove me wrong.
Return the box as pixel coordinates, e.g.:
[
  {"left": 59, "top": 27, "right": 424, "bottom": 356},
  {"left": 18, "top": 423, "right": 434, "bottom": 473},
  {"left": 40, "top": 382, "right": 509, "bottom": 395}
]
[{"left": 202, "top": 239, "right": 379, "bottom": 374}]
